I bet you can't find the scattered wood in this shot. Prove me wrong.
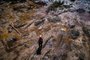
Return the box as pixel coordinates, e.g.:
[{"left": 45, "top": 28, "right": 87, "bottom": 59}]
[
  {"left": 15, "top": 23, "right": 27, "bottom": 28},
  {"left": 9, "top": 24, "right": 22, "bottom": 36},
  {"left": 24, "top": 20, "right": 34, "bottom": 29},
  {"left": 57, "top": 34, "right": 63, "bottom": 46}
]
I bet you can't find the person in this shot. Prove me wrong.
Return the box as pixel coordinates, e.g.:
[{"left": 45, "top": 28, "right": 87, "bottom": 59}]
[
  {"left": 36, "top": 35, "right": 43, "bottom": 55},
  {"left": 38, "top": 35, "right": 43, "bottom": 48}
]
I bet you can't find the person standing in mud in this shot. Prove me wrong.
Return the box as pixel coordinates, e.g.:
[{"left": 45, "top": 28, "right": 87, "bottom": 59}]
[{"left": 36, "top": 35, "right": 43, "bottom": 55}]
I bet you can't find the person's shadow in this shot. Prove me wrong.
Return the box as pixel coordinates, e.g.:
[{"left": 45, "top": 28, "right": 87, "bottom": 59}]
[{"left": 36, "top": 46, "right": 42, "bottom": 55}]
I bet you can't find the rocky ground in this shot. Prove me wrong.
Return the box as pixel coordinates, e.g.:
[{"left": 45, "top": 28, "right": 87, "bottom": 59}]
[{"left": 0, "top": 0, "right": 90, "bottom": 60}]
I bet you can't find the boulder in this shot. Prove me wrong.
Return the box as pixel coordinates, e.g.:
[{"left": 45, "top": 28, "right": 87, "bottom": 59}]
[
  {"left": 34, "top": 20, "right": 45, "bottom": 26},
  {"left": 76, "top": 8, "right": 86, "bottom": 13},
  {"left": 7, "top": 37, "right": 17, "bottom": 48},
  {"left": 48, "top": 16, "right": 61, "bottom": 23},
  {"left": 70, "top": 30, "right": 80, "bottom": 39},
  {"left": 70, "top": 0, "right": 76, "bottom": 2},
  {"left": 68, "top": 24, "right": 75, "bottom": 29},
  {"left": 34, "top": 1, "right": 47, "bottom": 6}
]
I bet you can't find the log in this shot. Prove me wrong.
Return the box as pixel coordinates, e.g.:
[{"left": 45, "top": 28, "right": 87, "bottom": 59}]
[
  {"left": 9, "top": 24, "right": 22, "bottom": 36},
  {"left": 42, "top": 36, "right": 53, "bottom": 48},
  {"left": 24, "top": 20, "right": 35, "bottom": 29}
]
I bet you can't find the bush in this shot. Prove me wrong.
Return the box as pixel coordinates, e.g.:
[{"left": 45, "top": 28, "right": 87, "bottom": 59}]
[
  {"left": 46, "top": 1, "right": 71, "bottom": 13},
  {"left": 46, "top": 1, "right": 64, "bottom": 12}
]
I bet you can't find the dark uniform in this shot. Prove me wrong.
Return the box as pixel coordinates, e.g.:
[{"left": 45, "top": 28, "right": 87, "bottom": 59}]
[
  {"left": 36, "top": 37, "right": 43, "bottom": 55},
  {"left": 38, "top": 37, "right": 43, "bottom": 48}
]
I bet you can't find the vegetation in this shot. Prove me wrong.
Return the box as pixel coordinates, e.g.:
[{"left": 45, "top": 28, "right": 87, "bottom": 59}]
[{"left": 46, "top": 1, "right": 71, "bottom": 13}]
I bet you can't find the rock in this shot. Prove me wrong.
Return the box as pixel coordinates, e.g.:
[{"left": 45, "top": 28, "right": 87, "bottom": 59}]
[
  {"left": 48, "top": 16, "right": 61, "bottom": 23},
  {"left": 69, "top": 24, "right": 75, "bottom": 28},
  {"left": 7, "top": 37, "right": 17, "bottom": 48},
  {"left": 34, "top": 20, "right": 45, "bottom": 26},
  {"left": 70, "top": 0, "right": 76, "bottom": 2},
  {"left": 46, "top": 1, "right": 64, "bottom": 12},
  {"left": 82, "top": 26, "right": 90, "bottom": 37},
  {"left": 76, "top": 8, "right": 86, "bottom": 13},
  {"left": 34, "top": 1, "right": 47, "bottom": 6},
  {"left": 70, "top": 30, "right": 80, "bottom": 39},
  {"left": 63, "top": 5, "right": 71, "bottom": 8}
]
